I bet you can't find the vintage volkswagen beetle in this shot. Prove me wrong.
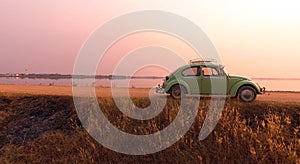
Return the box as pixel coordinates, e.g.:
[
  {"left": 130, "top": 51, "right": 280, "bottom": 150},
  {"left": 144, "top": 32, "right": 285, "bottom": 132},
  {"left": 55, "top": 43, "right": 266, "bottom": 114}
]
[{"left": 156, "top": 59, "right": 265, "bottom": 102}]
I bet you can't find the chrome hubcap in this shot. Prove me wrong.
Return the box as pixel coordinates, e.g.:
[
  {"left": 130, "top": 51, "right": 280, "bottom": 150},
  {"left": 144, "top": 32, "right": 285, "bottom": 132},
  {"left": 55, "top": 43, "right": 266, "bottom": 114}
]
[
  {"left": 173, "top": 88, "right": 181, "bottom": 97},
  {"left": 241, "top": 89, "right": 254, "bottom": 101}
]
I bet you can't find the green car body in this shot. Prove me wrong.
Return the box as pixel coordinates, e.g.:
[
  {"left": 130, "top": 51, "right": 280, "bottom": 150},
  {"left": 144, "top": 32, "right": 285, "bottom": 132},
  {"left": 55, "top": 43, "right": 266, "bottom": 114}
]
[{"left": 156, "top": 62, "right": 265, "bottom": 102}]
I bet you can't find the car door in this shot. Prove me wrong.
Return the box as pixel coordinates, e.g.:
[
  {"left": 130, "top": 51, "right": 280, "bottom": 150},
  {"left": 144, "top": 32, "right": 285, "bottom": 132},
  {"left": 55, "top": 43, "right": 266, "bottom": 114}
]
[
  {"left": 181, "top": 66, "right": 201, "bottom": 94},
  {"left": 200, "top": 66, "right": 227, "bottom": 95}
]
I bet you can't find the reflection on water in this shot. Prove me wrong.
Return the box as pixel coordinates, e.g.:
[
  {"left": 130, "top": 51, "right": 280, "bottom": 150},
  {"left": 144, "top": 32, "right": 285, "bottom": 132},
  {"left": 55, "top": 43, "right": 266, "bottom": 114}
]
[
  {"left": 0, "top": 77, "right": 299, "bottom": 91},
  {"left": 254, "top": 79, "right": 300, "bottom": 92}
]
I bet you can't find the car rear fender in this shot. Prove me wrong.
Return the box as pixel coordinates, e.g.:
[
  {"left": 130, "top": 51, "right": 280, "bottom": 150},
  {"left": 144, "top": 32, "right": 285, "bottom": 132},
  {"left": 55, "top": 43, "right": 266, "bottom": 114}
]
[{"left": 164, "top": 80, "right": 190, "bottom": 94}]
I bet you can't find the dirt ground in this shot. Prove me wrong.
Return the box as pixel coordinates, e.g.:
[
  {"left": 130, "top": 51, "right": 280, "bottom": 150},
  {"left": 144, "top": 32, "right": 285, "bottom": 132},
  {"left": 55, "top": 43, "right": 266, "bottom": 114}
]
[
  {"left": 0, "top": 84, "right": 151, "bottom": 97},
  {"left": 0, "top": 84, "right": 299, "bottom": 103}
]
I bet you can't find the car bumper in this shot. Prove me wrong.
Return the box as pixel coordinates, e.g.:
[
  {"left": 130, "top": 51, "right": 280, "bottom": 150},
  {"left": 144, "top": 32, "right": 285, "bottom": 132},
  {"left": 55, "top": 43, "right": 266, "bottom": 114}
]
[
  {"left": 156, "top": 85, "right": 165, "bottom": 94},
  {"left": 260, "top": 87, "right": 266, "bottom": 94}
]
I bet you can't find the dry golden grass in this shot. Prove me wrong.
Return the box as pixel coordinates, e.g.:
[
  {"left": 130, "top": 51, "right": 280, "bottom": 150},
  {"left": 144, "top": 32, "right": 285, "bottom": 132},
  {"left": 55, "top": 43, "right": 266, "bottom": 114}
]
[{"left": 0, "top": 94, "right": 299, "bottom": 163}]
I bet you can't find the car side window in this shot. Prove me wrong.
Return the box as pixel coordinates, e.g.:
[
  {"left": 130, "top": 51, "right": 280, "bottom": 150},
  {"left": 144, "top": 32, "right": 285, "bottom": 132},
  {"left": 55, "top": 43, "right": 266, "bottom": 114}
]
[
  {"left": 182, "top": 67, "right": 200, "bottom": 76},
  {"left": 202, "top": 67, "right": 221, "bottom": 76}
]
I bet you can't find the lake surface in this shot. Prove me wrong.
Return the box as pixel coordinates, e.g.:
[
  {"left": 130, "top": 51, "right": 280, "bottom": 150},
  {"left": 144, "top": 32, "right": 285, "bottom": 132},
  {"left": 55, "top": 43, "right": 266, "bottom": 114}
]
[
  {"left": 253, "top": 79, "right": 300, "bottom": 92},
  {"left": 0, "top": 77, "right": 299, "bottom": 91}
]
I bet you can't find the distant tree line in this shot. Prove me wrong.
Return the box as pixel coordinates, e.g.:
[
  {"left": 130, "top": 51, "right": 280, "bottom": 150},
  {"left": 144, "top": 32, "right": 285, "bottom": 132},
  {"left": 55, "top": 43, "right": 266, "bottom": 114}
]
[{"left": 0, "top": 73, "right": 163, "bottom": 80}]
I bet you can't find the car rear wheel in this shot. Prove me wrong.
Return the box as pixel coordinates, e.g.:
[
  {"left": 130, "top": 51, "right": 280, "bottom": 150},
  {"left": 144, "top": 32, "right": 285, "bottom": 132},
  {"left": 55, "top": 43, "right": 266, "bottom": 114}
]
[
  {"left": 170, "top": 85, "right": 186, "bottom": 99},
  {"left": 238, "top": 86, "right": 257, "bottom": 102}
]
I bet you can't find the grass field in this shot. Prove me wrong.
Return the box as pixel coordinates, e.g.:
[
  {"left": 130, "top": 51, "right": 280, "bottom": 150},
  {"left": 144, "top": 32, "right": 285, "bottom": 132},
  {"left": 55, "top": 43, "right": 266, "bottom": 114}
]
[{"left": 0, "top": 94, "right": 299, "bottom": 163}]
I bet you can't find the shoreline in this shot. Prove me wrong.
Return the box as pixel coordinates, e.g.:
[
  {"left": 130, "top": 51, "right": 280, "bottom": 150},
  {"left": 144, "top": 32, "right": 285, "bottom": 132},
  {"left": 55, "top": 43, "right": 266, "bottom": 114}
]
[
  {"left": 0, "top": 83, "right": 299, "bottom": 92},
  {"left": 1, "top": 84, "right": 300, "bottom": 103}
]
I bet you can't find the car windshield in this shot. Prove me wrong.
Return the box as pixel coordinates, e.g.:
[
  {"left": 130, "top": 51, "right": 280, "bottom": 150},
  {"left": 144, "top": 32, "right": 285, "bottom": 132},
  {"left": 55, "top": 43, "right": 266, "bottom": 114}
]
[
  {"left": 219, "top": 65, "right": 225, "bottom": 76},
  {"left": 168, "top": 68, "right": 179, "bottom": 77}
]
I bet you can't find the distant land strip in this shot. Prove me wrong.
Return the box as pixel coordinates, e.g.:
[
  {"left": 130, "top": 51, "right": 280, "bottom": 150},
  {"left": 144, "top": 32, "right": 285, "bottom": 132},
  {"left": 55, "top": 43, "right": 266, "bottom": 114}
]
[
  {"left": 0, "top": 73, "right": 299, "bottom": 80},
  {"left": 0, "top": 73, "right": 164, "bottom": 80},
  {"left": 252, "top": 77, "right": 300, "bottom": 81}
]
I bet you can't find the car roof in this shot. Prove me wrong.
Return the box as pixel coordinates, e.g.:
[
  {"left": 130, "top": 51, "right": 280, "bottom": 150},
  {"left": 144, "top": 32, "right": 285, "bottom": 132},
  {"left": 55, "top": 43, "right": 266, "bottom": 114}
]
[{"left": 188, "top": 63, "right": 221, "bottom": 67}]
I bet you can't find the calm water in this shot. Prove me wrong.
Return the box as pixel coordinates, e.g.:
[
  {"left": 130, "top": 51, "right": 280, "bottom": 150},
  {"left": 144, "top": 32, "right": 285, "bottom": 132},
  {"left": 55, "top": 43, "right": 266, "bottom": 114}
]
[
  {"left": 253, "top": 79, "right": 300, "bottom": 92},
  {"left": 0, "top": 77, "right": 299, "bottom": 91}
]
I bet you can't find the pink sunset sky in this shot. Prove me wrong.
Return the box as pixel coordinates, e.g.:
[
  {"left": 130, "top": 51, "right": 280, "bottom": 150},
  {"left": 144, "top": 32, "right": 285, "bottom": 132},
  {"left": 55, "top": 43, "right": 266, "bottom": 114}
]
[{"left": 1, "top": 0, "right": 300, "bottom": 78}]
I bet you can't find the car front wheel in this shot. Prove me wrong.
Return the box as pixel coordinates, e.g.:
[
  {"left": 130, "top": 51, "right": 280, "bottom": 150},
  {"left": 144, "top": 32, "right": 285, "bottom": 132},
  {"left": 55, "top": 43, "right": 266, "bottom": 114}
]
[
  {"left": 170, "top": 84, "right": 186, "bottom": 99},
  {"left": 238, "top": 86, "right": 257, "bottom": 102}
]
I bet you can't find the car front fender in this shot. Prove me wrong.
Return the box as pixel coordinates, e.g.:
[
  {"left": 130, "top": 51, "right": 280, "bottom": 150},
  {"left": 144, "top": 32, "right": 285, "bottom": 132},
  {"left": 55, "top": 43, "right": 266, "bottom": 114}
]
[{"left": 229, "top": 80, "right": 261, "bottom": 97}]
